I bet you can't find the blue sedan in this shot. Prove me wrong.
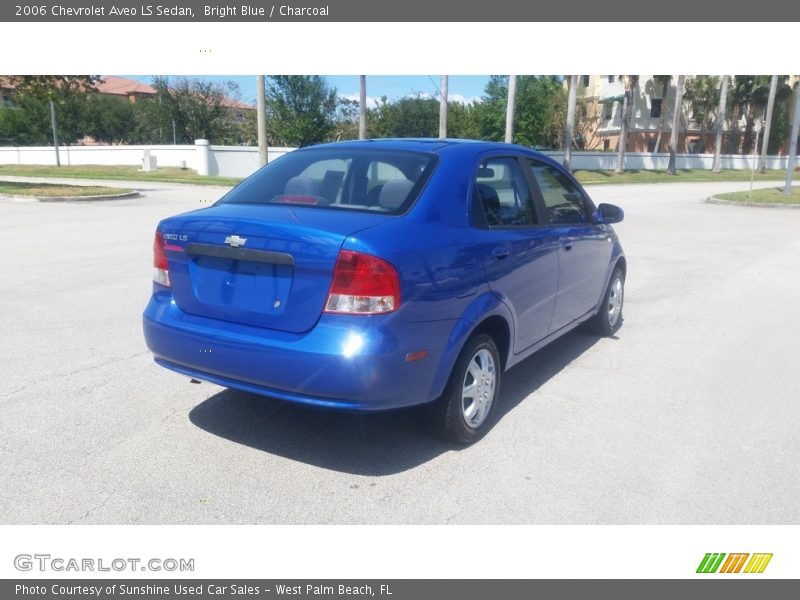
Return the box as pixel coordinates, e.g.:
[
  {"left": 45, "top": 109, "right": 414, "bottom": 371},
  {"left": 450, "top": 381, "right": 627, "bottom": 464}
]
[{"left": 143, "top": 139, "right": 625, "bottom": 443}]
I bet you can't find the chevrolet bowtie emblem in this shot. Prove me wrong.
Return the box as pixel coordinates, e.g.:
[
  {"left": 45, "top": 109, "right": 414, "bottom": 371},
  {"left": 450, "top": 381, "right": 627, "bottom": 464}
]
[{"left": 224, "top": 235, "right": 247, "bottom": 248}]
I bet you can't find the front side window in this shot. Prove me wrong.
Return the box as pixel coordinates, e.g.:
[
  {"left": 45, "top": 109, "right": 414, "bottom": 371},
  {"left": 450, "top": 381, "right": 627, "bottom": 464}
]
[
  {"left": 220, "top": 148, "right": 437, "bottom": 215},
  {"left": 527, "top": 161, "right": 589, "bottom": 225},
  {"left": 474, "top": 157, "right": 537, "bottom": 227}
]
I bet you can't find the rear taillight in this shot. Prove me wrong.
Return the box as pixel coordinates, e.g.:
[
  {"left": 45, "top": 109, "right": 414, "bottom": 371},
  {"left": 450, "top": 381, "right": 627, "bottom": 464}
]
[
  {"left": 153, "top": 230, "right": 170, "bottom": 287},
  {"left": 325, "top": 250, "right": 400, "bottom": 314}
]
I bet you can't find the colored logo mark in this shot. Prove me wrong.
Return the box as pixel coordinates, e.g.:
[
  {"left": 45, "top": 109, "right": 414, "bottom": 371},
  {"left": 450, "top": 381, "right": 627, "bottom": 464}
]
[{"left": 696, "top": 553, "right": 773, "bottom": 574}]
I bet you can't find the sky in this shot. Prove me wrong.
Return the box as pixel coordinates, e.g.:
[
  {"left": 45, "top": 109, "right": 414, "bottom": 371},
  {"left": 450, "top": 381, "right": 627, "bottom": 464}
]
[{"left": 120, "top": 75, "right": 492, "bottom": 106}]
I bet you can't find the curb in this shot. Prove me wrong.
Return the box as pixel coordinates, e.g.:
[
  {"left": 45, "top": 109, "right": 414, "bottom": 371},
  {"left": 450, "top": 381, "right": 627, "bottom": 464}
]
[
  {"left": 705, "top": 195, "right": 800, "bottom": 209},
  {"left": 0, "top": 190, "right": 141, "bottom": 203}
]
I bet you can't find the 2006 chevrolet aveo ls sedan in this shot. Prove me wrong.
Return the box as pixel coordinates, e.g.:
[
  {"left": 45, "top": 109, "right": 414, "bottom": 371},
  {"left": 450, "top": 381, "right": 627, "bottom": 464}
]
[{"left": 143, "top": 139, "right": 625, "bottom": 443}]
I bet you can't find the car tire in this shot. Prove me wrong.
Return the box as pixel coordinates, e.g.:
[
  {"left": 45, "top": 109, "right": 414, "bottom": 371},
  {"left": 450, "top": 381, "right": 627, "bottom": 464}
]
[
  {"left": 436, "top": 333, "right": 502, "bottom": 445},
  {"left": 591, "top": 266, "right": 625, "bottom": 336}
]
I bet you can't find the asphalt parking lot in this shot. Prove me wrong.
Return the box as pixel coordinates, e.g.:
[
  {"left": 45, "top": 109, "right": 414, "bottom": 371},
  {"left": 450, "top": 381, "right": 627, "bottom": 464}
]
[{"left": 1, "top": 176, "right": 798, "bottom": 524}]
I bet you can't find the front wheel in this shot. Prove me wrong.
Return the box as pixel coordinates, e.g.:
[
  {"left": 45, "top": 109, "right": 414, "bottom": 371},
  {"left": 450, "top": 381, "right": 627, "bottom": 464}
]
[
  {"left": 436, "top": 333, "right": 502, "bottom": 444},
  {"left": 590, "top": 266, "right": 625, "bottom": 336}
]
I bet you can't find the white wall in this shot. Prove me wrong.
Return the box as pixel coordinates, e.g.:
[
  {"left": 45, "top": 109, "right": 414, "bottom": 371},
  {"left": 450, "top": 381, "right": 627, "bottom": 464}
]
[
  {"left": 541, "top": 151, "right": 792, "bottom": 171},
  {"left": 0, "top": 144, "right": 198, "bottom": 169},
  {"left": 0, "top": 142, "right": 294, "bottom": 177},
  {"left": 0, "top": 143, "right": 791, "bottom": 178},
  {"left": 207, "top": 145, "right": 293, "bottom": 177}
]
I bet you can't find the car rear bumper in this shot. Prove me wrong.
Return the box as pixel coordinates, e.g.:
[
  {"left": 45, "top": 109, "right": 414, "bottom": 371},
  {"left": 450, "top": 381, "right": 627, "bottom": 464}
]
[{"left": 143, "top": 290, "right": 453, "bottom": 411}]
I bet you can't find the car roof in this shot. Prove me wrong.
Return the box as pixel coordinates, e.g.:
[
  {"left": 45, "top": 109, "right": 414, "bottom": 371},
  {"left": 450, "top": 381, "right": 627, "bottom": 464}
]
[
  {"left": 296, "top": 138, "right": 567, "bottom": 174},
  {"left": 305, "top": 138, "right": 534, "bottom": 154}
]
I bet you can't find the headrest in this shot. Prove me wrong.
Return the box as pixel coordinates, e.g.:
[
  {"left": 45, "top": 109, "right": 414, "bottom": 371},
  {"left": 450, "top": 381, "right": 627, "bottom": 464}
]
[{"left": 379, "top": 179, "right": 415, "bottom": 211}]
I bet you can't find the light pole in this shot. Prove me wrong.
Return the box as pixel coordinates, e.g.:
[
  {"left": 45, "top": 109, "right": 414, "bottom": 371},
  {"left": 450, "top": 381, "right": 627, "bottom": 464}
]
[
  {"left": 749, "top": 118, "right": 762, "bottom": 200},
  {"left": 505, "top": 75, "right": 517, "bottom": 144},
  {"left": 256, "top": 75, "right": 268, "bottom": 166},
  {"left": 439, "top": 75, "right": 448, "bottom": 139}
]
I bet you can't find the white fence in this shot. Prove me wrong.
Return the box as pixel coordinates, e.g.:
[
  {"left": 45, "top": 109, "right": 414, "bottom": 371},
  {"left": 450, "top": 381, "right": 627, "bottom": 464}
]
[{"left": 0, "top": 142, "right": 793, "bottom": 179}]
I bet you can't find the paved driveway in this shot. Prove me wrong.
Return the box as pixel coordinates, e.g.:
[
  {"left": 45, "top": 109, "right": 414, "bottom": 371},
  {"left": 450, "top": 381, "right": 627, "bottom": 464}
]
[{"left": 1, "top": 178, "right": 798, "bottom": 524}]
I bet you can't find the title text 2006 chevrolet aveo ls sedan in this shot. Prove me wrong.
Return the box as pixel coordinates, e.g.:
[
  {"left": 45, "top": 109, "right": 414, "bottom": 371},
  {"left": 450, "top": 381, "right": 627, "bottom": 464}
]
[{"left": 143, "top": 139, "right": 625, "bottom": 444}]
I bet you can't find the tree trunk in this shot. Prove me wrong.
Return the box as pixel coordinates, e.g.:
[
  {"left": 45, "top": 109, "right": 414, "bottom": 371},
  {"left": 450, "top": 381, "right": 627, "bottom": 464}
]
[
  {"left": 615, "top": 83, "right": 630, "bottom": 174},
  {"left": 505, "top": 75, "right": 517, "bottom": 144},
  {"left": 654, "top": 77, "right": 670, "bottom": 153},
  {"left": 358, "top": 75, "right": 367, "bottom": 140},
  {"left": 667, "top": 75, "right": 685, "bottom": 175},
  {"left": 564, "top": 75, "right": 578, "bottom": 172},
  {"left": 758, "top": 74, "right": 778, "bottom": 173},
  {"left": 49, "top": 98, "right": 60, "bottom": 167},
  {"left": 439, "top": 75, "right": 448, "bottom": 139},
  {"left": 713, "top": 76, "right": 729, "bottom": 173},
  {"left": 784, "top": 83, "right": 800, "bottom": 195},
  {"left": 256, "top": 75, "right": 268, "bottom": 166}
]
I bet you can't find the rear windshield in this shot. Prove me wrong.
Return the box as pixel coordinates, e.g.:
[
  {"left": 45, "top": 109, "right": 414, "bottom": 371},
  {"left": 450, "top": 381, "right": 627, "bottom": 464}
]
[{"left": 219, "top": 147, "right": 438, "bottom": 215}]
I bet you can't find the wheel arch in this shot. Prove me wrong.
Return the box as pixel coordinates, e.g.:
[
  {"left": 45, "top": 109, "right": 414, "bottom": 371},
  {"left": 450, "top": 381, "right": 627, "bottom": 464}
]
[{"left": 425, "top": 294, "right": 515, "bottom": 403}]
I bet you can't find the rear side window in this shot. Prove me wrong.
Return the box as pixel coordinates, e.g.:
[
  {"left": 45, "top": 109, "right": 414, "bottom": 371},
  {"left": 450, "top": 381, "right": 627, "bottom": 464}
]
[
  {"left": 473, "top": 157, "right": 538, "bottom": 227},
  {"left": 527, "top": 160, "right": 589, "bottom": 225},
  {"left": 220, "top": 148, "right": 437, "bottom": 215}
]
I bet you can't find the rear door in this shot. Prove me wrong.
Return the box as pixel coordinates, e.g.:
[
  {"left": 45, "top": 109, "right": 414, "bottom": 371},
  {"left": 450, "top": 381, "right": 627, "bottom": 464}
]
[
  {"left": 469, "top": 155, "right": 559, "bottom": 354},
  {"left": 526, "top": 159, "right": 612, "bottom": 332}
]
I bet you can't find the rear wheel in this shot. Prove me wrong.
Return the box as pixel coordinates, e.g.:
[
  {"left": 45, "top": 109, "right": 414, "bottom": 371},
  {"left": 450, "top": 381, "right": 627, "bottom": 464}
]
[
  {"left": 436, "top": 333, "right": 501, "bottom": 444},
  {"left": 591, "top": 266, "right": 624, "bottom": 336}
]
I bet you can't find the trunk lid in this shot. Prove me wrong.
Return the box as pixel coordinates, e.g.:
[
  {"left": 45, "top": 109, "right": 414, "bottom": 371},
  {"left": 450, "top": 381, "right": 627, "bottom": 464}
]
[{"left": 160, "top": 204, "right": 387, "bottom": 332}]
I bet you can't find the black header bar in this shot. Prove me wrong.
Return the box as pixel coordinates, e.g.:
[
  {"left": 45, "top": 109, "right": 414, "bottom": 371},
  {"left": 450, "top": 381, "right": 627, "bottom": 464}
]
[{"left": 2, "top": 0, "right": 799, "bottom": 22}]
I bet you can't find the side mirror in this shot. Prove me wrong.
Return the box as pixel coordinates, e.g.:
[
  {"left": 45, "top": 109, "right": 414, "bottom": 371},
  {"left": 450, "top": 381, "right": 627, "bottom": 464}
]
[{"left": 596, "top": 203, "right": 624, "bottom": 224}]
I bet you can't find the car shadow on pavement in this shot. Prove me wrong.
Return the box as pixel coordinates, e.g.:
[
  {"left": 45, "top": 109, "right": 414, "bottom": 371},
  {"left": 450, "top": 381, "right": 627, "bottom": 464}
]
[{"left": 188, "top": 327, "right": 605, "bottom": 476}]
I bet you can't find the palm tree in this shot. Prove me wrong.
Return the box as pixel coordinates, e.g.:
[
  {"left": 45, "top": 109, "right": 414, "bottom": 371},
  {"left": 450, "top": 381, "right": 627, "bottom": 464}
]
[
  {"left": 712, "top": 75, "right": 729, "bottom": 173},
  {"left": 729, "top": 76, "right": 772, "bottom": 154},
  {"left": 667, "top": 75, "right": 685, "bottom": 175},
  {"left": 563, "top": 75, "right": 578, "bottom": 171},
  {"left": 684, "top": 76, "right": 720, "bottom": 151},
  {"left": 652, "top": 75, "right": 671, "bottom": 153},
  {"left": 758, "top": 75, "right": 778, "bottom": 173},
  {"left": 615, "top": 75, "right": 639, "bottom": 173},
  {"left": 785, "top": 82, "right": 800, "bottom": 195}
]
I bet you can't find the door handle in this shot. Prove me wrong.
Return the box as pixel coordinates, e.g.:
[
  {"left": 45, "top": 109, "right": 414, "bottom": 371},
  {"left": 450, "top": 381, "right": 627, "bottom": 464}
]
[{"left": 491, "top": 246, "right": 510, "bottom": 260}]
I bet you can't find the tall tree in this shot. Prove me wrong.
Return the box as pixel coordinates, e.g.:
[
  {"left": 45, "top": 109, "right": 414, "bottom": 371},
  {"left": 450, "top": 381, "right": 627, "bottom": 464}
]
[
  {"left": 712, "top": 75, "right": 729, "bottom": 173},
  {"left": 475, "top": 76, "right": 566, "bottom": 149},
  {"left": 138, "top": 76, "right": 247, "bottom": 145},
  {"left": 616, "top": 75, "right": 639, "bottom": 173},
  {"left": 652, "top": 75, "right": 671, "bottom": 153},
  {"left": 667, "top": 75, "right": 685, "bottom": 175},
  {"left": 265, "top": 75, "right": 338, "bottom": 147},
  {"left": 563, "top": 75, "right": 578, "bottom": 171},
  {"left": 684, "top": 76, "right": 720, "bottom": 151},
  {"left": 758, "top": 75, "right": 778, "bottom": 173},
  {"left": 729, "top": 76, "right": 772, "bottom": 154},
  {"left": 785, "top": 82, "right": 800, "bottom": 195}
]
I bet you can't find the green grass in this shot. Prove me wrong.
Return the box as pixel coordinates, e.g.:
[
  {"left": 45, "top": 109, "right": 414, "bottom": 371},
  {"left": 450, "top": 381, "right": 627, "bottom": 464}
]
[
  {"left": 713, "top": 187, "right": 800, "bottom": 205},
  {"left": 573, "top": 169, "right": 787, "bottom": 185},
  {"left": 0, "top": 164, "right": 242, "bottom": 186},
  {"left": 0, "top": 164, "right": 791, "bottom": 189},
  {"left": 0, "top": 181, "right": 132, "bottom": 197}
]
